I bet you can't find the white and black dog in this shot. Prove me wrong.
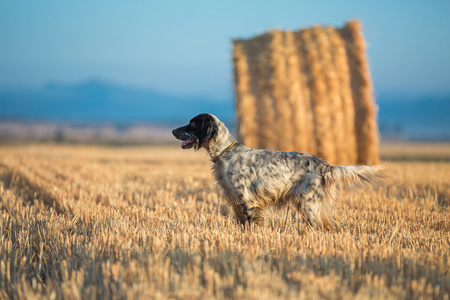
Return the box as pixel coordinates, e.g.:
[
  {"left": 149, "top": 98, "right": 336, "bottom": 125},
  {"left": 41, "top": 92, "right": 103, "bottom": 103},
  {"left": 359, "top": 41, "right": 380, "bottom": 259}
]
[{"left": 173, "top": 113, "right": 386, "bottom": 229}]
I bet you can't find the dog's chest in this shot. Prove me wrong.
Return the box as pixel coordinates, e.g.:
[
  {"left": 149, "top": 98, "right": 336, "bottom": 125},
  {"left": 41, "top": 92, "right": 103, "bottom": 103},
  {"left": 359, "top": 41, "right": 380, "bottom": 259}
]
[
  {"left": 212, "top": 161, "right": 238, "bottom": 194},
  {"left": 213, "top": 162, "right": 227, "bottom": 186}
]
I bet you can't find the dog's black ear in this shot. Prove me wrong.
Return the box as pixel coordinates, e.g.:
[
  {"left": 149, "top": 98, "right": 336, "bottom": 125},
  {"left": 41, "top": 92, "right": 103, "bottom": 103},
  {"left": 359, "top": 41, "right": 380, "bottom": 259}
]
[{"left": 197, "top": 114, "right": 218, "bottom": 149}]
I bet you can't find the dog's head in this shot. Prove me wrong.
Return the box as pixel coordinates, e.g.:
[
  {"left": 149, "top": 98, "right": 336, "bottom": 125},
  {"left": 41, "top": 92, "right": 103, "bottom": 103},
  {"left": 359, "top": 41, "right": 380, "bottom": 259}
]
[{"left": 172, "top": 113, "right": 218, "bottom": 150}]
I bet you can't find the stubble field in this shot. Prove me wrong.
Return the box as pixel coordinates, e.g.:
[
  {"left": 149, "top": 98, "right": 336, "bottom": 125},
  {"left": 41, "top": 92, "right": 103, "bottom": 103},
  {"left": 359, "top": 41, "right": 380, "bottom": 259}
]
[{"left": 0, "top": 143, "right": 449, "bottom": 299}]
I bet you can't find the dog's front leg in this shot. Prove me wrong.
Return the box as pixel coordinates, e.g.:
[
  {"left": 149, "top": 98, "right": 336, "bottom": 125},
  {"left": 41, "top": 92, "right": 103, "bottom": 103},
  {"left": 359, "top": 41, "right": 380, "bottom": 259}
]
[
  {"left": 231, "top": 193, "right": 264, "bottom": 226},
  {"left": 220, "top": 186, "right": 249, "bottom": 225},
  {"left": 231, "top": 202, "right": 248, "bottom": 225},
  {"left": 241, "top": 200, "right": 265, "bottom": 226}
]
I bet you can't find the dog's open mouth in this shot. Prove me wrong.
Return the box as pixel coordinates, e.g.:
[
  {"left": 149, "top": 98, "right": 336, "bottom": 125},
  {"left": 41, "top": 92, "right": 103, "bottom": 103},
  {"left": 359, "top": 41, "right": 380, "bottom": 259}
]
[{"left": 181, "top": 138, "right": 197, "bottom": 149}]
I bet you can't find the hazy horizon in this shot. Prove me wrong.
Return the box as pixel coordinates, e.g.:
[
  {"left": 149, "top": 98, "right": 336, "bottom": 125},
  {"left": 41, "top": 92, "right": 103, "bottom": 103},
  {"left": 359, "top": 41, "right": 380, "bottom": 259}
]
[{"left": 1, "top": 1, "right": 450, "bottom": 101}]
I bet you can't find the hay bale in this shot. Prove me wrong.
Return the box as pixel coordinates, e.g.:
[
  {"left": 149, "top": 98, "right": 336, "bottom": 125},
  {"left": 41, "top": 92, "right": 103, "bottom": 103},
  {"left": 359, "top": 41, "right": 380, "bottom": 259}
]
[{"left": 233, "top": 20, "right": 379, "bottom": 165}]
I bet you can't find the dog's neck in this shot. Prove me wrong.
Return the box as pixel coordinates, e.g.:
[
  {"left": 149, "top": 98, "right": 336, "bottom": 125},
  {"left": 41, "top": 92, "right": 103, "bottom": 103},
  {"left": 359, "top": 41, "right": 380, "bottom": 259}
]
[{"left": 205, "top": 122, "right": 237, "bottom": 161}]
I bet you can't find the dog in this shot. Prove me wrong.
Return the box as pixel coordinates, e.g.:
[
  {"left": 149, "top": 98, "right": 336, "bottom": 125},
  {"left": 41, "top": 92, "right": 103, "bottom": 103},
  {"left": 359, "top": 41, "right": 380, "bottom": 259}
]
[{"left": 172, "top": 113, "right": 386, "bottom": 230}]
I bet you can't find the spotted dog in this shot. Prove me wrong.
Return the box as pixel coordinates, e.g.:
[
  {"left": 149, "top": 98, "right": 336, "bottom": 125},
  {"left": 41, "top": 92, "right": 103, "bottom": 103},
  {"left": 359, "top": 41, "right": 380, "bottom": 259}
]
[{"left": 172, "top": 113, "right": 386, "bottom": 230}]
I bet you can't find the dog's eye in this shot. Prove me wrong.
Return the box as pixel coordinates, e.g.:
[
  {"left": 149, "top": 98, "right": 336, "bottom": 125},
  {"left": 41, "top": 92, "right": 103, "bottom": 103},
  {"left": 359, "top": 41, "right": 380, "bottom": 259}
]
[{"left": 190, "top": 122, "right": 196, "bottom": 128}]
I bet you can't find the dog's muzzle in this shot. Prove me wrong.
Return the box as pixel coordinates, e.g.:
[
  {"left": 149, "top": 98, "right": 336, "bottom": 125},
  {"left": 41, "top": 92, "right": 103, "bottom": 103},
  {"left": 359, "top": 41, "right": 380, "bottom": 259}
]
[{"left": 172, "top": 127, "right": 197, "bottom": 149}]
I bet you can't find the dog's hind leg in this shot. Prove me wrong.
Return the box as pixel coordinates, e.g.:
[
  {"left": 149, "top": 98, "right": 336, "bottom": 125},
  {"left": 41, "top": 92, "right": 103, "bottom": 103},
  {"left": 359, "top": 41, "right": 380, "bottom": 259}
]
[{"left": 292, "top": 175, "right": 334, "bottom": 230}]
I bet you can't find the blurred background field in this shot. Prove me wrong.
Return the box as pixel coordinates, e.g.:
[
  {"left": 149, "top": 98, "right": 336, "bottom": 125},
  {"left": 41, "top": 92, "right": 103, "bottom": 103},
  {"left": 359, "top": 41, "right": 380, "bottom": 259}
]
[{"left": 380, "top": 142, "right": 450, "bottom": 162}]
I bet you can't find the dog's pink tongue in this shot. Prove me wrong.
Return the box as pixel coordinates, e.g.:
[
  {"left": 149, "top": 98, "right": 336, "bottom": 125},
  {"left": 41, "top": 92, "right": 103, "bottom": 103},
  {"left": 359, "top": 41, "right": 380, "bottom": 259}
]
[{"left": 181, "top": 139, "right": 194, "bottom": 149}]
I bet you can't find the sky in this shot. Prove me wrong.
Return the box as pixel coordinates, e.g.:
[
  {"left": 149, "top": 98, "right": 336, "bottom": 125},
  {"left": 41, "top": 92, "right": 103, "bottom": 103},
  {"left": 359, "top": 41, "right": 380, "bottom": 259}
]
[{"left": 1, "top": 1, "right": 449, "bottom": 100}]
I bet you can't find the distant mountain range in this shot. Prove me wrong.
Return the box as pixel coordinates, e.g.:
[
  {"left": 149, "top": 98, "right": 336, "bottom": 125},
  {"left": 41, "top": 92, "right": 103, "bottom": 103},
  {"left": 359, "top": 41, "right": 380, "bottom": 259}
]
[
  {"left": 1, "top": 79, "right": 449, "bottom": 140},
  {"left": 0, "top": 79, "right": 235, "bottom": 125}
]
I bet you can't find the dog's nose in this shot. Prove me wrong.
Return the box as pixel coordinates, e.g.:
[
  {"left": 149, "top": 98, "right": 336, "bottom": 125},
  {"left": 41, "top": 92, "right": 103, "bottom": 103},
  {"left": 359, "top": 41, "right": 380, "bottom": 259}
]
[{"left": 172, "top": 129, "right": 177, "bottom": 136}]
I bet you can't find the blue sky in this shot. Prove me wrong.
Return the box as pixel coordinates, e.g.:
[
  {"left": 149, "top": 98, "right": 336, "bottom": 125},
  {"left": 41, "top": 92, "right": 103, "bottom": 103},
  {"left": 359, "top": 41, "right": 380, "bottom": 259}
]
[{"left": 1, "top": 1, "right": 449, "bottom": 100}]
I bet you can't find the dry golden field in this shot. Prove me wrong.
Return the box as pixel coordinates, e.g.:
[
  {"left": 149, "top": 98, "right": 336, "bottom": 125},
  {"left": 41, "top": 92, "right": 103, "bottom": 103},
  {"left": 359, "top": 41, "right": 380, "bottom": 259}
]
[{"left": 0, "top": 142, "right": 449, "bottom": 299}]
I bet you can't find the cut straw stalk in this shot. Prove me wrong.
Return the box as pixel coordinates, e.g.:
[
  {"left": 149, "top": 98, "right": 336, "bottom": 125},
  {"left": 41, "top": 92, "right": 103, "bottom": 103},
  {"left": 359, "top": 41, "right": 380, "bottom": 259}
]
[
  {"left": 339, "top": 20, "right": 379, "bottom": 164},
  {"left": 303, "top": 26, "right": 333, "bottom": 161},
  {"left": 255, "top": 33, "right": 277, "bottom": 150},
  {"left": 233, "top": 41, "right": 257, "bottom": 147},
  {"left": 292, "top": 29, "right": 316, "bottom": 155},
  {"left": 326, "top": 27, "right": 357, "bottom": 165},
  {"left": 268, "top": 30, "right": 292, "bottom": 151}
]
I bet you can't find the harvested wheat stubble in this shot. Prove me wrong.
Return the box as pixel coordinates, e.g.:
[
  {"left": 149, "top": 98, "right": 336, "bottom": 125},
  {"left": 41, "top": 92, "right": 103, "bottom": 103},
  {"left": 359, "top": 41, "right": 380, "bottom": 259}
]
[
  {"left": 233, "top": 20, "right": 379, "bottom": 165},
  {"left": 0, "top": 144, "right": 449, "bottom": 299}
]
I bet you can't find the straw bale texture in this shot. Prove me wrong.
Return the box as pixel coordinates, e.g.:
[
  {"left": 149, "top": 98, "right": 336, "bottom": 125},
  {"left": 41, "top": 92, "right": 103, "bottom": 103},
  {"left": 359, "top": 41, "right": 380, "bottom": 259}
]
[{"left": 233, "top": 20, "right": 379, "bottom": 165}]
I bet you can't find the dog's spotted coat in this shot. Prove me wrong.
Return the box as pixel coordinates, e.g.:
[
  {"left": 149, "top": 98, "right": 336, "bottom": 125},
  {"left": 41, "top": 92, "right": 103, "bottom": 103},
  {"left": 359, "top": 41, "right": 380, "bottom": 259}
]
[{"left": 173, "top": 113, "right": 386, "bottom": 229}]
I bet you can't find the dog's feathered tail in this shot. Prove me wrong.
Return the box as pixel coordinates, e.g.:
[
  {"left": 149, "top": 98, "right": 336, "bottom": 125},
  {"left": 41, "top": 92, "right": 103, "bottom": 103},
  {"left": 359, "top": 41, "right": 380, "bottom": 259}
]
[
  {"left": 316, "top": 165, "right": 387, "bottom": 231},
  {"left": 328, "top": 165, "right": 388, "bottom": 191}
]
